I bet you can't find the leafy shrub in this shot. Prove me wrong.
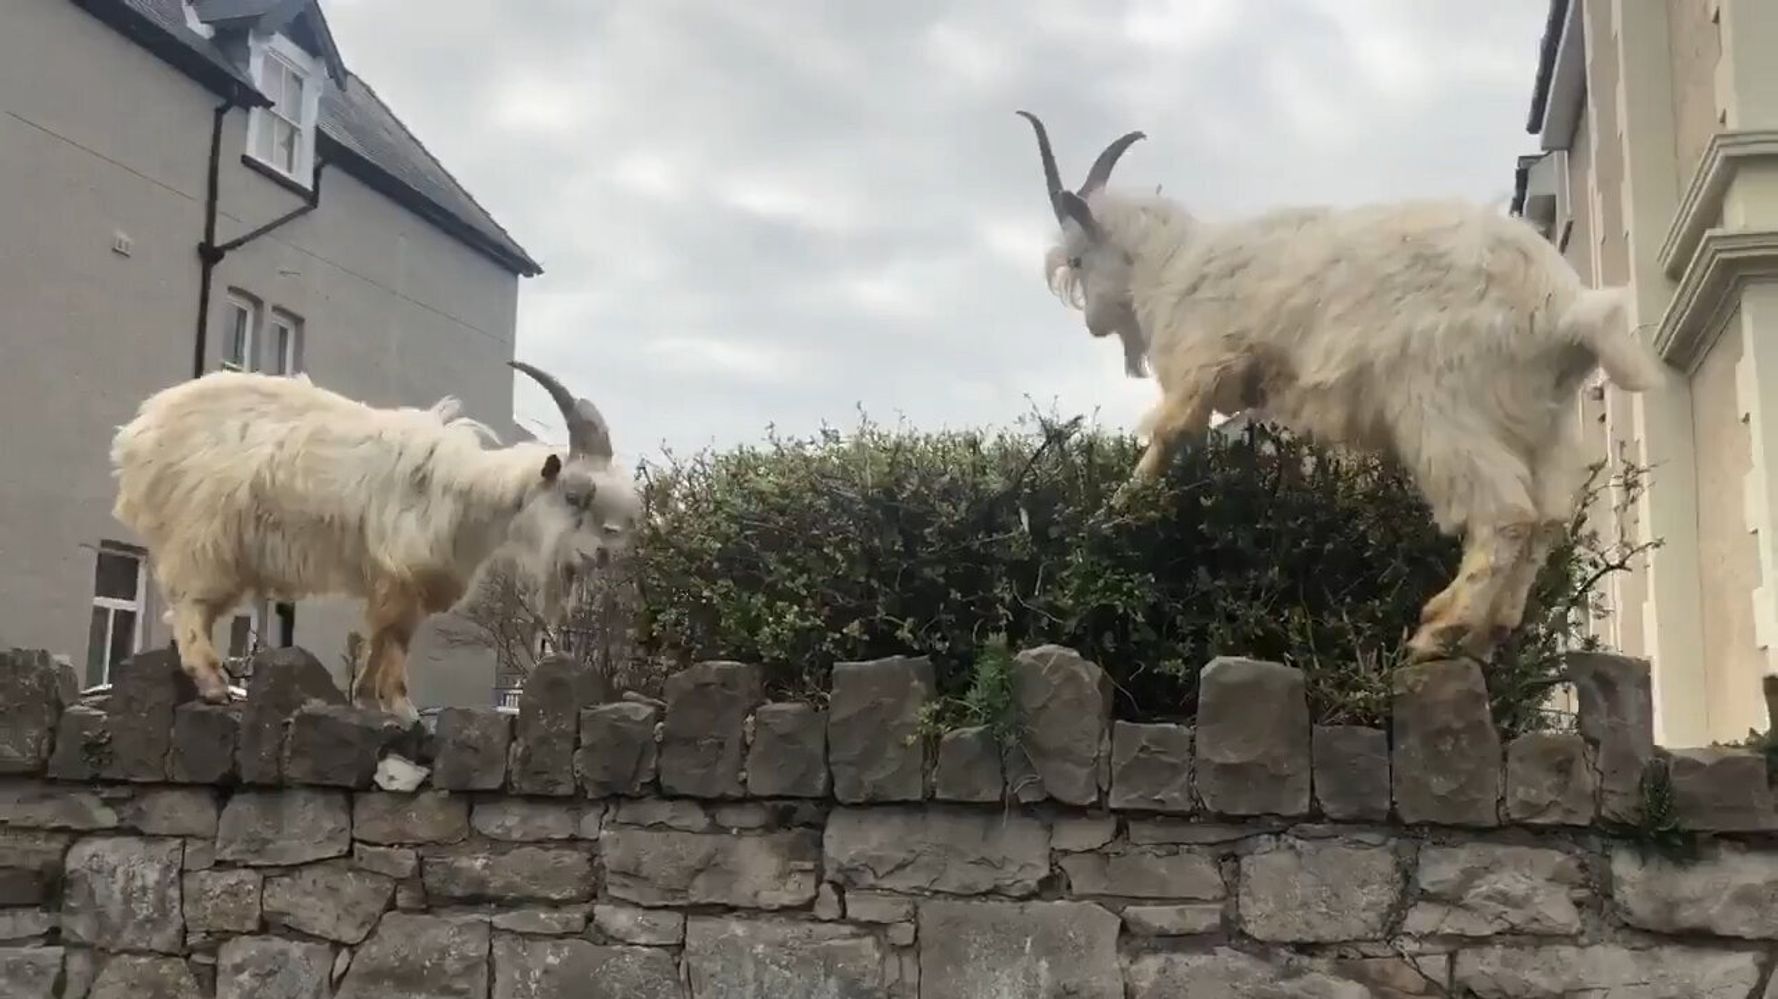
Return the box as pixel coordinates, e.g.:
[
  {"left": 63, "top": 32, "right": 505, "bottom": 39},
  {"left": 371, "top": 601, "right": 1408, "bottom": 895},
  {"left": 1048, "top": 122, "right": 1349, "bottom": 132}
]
[{"left": 625, "top": 409, "right": 1648, "bottom": 734}]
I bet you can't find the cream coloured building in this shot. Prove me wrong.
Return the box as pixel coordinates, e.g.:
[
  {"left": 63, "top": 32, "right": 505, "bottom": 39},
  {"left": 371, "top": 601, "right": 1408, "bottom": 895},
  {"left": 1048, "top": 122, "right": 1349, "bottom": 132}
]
[{"left": 1511, "top": 0, "right": 1778, "bottom": 746}]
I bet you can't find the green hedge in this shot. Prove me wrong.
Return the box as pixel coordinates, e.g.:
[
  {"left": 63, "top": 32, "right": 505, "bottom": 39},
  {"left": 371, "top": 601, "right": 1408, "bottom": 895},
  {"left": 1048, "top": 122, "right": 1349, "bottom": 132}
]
[{"left": 628, "top": 411, "right": 1641, "bottom": 735}]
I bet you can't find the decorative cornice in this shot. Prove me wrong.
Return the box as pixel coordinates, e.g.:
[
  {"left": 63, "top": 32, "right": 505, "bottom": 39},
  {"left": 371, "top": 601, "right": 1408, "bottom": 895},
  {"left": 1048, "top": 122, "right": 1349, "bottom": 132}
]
[
  {"left": 1655, "top": 228, "right": 1778, "bottom": 372},
  {"left": 1659, "top": 130, "right": 1778, "bottom": 279}
]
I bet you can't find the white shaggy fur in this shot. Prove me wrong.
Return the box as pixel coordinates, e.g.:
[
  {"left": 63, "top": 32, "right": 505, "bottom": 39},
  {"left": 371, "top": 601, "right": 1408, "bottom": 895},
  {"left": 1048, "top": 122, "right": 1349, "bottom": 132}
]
[
  {"left": 110, "top": 367, "right": 640, "bottom": 720},
  {"left": 1018, "top": 113, "right": 1668, "bottom": 661}
]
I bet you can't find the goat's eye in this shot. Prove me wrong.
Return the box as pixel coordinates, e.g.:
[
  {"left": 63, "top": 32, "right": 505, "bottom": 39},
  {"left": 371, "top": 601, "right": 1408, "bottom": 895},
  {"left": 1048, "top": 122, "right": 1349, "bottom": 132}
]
[{"left": 1068, "top": 257, "right": 1082, "bottom": 269}]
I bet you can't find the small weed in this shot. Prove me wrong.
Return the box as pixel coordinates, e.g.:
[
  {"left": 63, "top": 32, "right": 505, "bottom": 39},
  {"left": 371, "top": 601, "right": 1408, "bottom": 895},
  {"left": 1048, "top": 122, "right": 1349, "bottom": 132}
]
[
  {"left": 913, "top": 634, "right": 1022, "bottom": 747},
  {"left": 1602, "top": 759, "right": 1696, "bottom": 862}
]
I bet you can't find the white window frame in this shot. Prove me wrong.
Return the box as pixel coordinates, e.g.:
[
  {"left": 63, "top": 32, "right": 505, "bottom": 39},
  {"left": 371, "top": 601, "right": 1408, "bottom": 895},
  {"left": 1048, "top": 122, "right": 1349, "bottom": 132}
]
[
  {"left": 227, "top": 600, "right": 269, "bottom": 661},
  {"left": 221, "top": 291, "right": 259, "bottom": 372},
  {"left": 267, "top": 308, "right": 304, "bottom": 375},
  {"left": 245, "top": 32, "right": 323, "bottom": 186},
  {"left": 88, "top": 544, "right": 146, "bottom": 686}
]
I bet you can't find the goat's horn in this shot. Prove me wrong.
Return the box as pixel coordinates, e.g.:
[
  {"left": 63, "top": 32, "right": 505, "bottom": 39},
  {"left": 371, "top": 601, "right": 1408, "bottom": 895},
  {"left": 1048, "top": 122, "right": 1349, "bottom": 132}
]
[
  {"left": 508, "top": 360, "right": 614, "bottom": 461},
  {"left": 1015, "top": 110, "right": 1065, "bottom": 222},
  {"left": 1078, "top": 130, "right": 1146, "bottom": 196}
]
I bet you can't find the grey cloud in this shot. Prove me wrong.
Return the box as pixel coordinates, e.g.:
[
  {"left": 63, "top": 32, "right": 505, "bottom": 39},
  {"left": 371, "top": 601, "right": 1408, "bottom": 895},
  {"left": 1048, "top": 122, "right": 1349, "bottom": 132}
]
[{"left": 322, "top": 0, "right": 1549, "bottom": 463}]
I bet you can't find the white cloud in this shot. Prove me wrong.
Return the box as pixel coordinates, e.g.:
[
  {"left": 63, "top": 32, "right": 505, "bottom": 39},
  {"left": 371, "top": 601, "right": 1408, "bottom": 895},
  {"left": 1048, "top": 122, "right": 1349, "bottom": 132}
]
[{"left": 321, "top": 0, "right": 1552, "bottom": 461}]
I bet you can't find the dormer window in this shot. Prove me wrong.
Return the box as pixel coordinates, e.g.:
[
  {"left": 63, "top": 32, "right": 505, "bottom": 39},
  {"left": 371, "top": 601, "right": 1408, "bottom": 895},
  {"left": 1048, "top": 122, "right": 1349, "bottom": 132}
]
[{"left": 245, "top": 33, "right": 321, "bottom": 185}]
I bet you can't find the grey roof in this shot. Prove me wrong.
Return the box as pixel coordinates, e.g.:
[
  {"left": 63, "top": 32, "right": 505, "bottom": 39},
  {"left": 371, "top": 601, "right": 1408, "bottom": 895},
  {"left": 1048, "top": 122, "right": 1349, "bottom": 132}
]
[
  {"left": 190, "top": 0, "right": 285, "bottom": 22},
  {"left": 94, "top": 0, "right": 541, "bottom": 276}
]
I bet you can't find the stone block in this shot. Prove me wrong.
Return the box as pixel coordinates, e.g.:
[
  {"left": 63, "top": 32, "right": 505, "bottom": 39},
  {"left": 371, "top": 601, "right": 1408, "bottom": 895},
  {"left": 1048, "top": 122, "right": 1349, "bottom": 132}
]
[
  {"left": 1403, "top": 843, "right": 1585, "bottom": 936},
  {"left": 421, "top": 845, "right": 594, "bottom": 903},
  {"left": 283, "top": 703, "right": 405, "bottom": 788},
  {"left": 121, "top": 787, "right": 218, "bottom": 838},
  {"left": 1059, "top": 845, "right": 1223, "bottom": 900},
  {"left": 509, "top": 654, "right": 607, "bottom": 796},
  {"left": 1568, "top": 650, "right": 1654, "bottom": 822},
  {"left": 843, "top": 891, "right": 914, "bottom": 923},
  {"left": 1194, "top": 657, "right": 1310, "bottom": 815},
  {"left": 0, "top": 945, "right": 61, "bottom": 999},
  {"left": 657, "top": 660, "right": 763, "bottom": 798},
  {"left": 490, "top": 906, "right": 589, "bottom": 935},
  {"left": 1312, "top": 725, "right": 1389, "bottom": 821},
  {"left": 0, "top": 780, "right": 118, "bottom": 830},
  {"left": 61, "top": 836, "right": 185, "bottom": 954},
  {"left": 216, "top": 789, "right": 350, "bottom": 865},
  {"left": 88, "top": 955, "right": 203, "bottom": 999},
  {"left": 0, "top": 829, "right": 72, "bottom": 905},
  {"left": 823, "top": 805, "right": 1049, "bottom": 897},
  {"left": 917, "top": 901, "right": 1121, "bottom": 999},
  {"left": 335, "top": 913, "right": 489, "bottom": 999},
  {"left": 432, "top": 707, "right": 511, "bottom": 791},
  {"left": 827, "top": 655, "right": 934, "bottom": 803},
  {"left": 472, "top": 799, "right": 581, "bottom": 841},
  {"left": 169, "top": 703, "right": 240, "bottom": 784},
  {"left": 1505, "top": 732, "right": 1597, "bottom": 826},
  {"left": 352, "top": 791, "right": 470, "bottom": 845},
  {"left": 183, "top": 868, "right": 262, "bottom": 934},
  {"left": 1051, "top": 814, "right": 1118, "bottom": 851},
  {"left": 933, "top": 726, "right": 1003, "bottom": 802},
  {"left": 237, "top": 646, "right": 345, "bottom": 784},
  {"left": 592, "top": 903, "right": 685, "bottom": 945},
  {"left": 1612, "top": 842, "right": 1778, "bottom": 938},
  {"left": 1109, "top": 721, "right": 1194, "bottom": 813},
  {"left": 1008, "top": 644, "right": 1114, "bottom": 805},
  {"left": 574, "top": 702, "right": 657, "bottom": 797},
  {"left": 746, "top": 701, "right": 828, "bottom": 797},
  {"left": 1126, "top": 948, "right": 1380, "bottom": 998},
  {"left": 96, "top": 649, "right": 196, "bottom": 783},
  {"left": 1452, "top": 944, "right": 1761, "bottom": 999},
  {"left": 45, "top": 706, "right": 111, "bottom": 781},
  {"left": 215, "top": 936, "right": 333, "bottom": 999},
  {"left": 263, "top": 861, "right": 394, "bottom": 944},
  {"left": 1667, "top": 748, "right": 1778, "bottom": 831},
  {"left": 599, "top": 828, "right": 819, "bottom": 908},
  {"left": 612, "top": 797, "right": 708, "bottom": 831},
  {"left": 0, "top": 909, "right": 54, "bottom": 942},
  {"left": 494, "top": 935, "right": 680, "bottom": 999},
  {"left": 353, "top": 843, "right": 417, "bottom": 879},
  {"left": 1391, "top": 660, "right": 1500, "bottom": 826},
  {"left": 1238, "top": 838, "right": 1400, "bottom": 942},
  {"left": 1121, "top": 904, "right": 1223, "bottom": 936},
  {"left": 685, "top": 917, "right": 886, "bottom": 999},
  {"left": 0, "top": 649, "right": 69, "bottom": 775}
]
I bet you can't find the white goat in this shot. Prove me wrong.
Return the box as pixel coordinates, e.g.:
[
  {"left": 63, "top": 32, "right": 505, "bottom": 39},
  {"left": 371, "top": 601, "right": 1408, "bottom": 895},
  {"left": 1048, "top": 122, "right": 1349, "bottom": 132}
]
[
  {"left": 1015, "top": 111, "right": 1668, "bottom": 662},
  {"left": 109, "top": 361, "right": 640, "bottom": 721}
]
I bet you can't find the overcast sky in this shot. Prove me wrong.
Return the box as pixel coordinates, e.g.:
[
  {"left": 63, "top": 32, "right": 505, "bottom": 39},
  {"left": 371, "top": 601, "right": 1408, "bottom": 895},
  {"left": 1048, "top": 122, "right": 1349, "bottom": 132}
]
[{"left": 322, "top": 0, "right": 1550, "bottom": 467}]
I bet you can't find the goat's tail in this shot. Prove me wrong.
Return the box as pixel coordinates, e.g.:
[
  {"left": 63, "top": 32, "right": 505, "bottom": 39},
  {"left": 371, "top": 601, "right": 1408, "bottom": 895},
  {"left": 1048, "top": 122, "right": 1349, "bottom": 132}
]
[{"left": 1558, "top": 286, "right": 1668, "bottom": 392}]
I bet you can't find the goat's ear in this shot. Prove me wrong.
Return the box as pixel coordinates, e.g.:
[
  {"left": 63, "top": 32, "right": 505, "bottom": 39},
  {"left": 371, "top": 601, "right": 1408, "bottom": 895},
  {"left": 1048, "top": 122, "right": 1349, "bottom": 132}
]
[{"left": 540, "top": 454, "right": 562, "bottom": 481}]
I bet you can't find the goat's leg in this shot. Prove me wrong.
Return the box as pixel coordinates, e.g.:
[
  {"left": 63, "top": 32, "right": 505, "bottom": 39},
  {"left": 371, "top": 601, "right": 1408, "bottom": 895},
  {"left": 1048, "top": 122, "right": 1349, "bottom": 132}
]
[
  {"left": 1408, "top": 519, "right": 1537, "bottom": 662},
  {"left": 1112, "top": 378, "right": 1217, "bottom": 510},
  {"left": 361, "top": 582, "right": 423, "bottom": 724},
  {"left": 1486, "top": 520, "right": 1566, "bottom": 644},
  {"left": 167, "top": 592, "right": 237, "bottom": 703}
]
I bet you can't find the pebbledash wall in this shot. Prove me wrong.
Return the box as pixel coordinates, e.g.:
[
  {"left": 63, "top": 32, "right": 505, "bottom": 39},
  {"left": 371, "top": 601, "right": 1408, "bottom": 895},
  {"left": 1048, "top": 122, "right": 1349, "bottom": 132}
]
[{"left": 1, "top": 644, "right": 1778, "bottom": 998}]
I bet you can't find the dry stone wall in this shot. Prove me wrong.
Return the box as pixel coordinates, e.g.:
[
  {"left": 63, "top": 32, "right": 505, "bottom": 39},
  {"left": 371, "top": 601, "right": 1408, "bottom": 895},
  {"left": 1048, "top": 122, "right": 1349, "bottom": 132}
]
[{"left": 2, "top": 643, "right": 1778, "bottom": 998}]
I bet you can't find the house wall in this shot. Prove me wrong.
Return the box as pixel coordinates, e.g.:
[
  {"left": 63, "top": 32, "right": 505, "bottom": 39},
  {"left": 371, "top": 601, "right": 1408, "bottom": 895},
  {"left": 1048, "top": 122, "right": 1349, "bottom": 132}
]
[
  {"left": 1666, "top": 0, "right": 1722, "bottom": 185},
  {"left": 0, "top": 0, "right": 521, "bottom": 707},
  {"left": 1690, "top": 312, "right": 1764, "bottom": 738}
]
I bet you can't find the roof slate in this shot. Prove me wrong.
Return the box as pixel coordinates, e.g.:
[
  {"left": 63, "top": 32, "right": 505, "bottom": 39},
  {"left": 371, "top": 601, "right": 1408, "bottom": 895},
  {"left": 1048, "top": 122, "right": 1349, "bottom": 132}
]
[{"left": 107, "top": 0, "right": 540, "bottom": 275}]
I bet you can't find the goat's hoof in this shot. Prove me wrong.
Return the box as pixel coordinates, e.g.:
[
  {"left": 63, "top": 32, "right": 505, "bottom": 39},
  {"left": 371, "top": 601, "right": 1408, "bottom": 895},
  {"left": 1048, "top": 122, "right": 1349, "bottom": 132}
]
[
  {"left": 192, "top": 671, "right": 231, "bottom": 704},
  {"left": 387, "top": 697, "right": 420, "bottom": 726},
  {"left": 1404, "top": 622, "right": 1467, "bottom": 663}
]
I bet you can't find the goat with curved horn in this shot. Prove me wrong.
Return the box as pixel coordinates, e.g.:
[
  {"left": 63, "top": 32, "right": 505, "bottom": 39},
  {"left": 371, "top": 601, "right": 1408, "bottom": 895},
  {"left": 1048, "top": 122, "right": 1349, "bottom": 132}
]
[{"left": 509, "top": 359, "right": 614, "bottom": 461}]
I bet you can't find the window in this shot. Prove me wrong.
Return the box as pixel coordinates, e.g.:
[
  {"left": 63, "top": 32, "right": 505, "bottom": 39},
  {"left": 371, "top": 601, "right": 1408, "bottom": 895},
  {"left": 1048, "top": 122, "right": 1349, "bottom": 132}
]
[
  {"left": 222, "top": 292, "right": 258, "bottom": 371},
  {"left": 227, "top": 600, "right": 296, "bottom": 662},
  {"left": 245, "top": 34, "right": 322, "bottom": 185},
  {"left": 86, "top": 544, "right": 145, "bottom": 686},
  {"left": 221, "top": 295, "right": 304, "bottom": 376},
  {"left": 267, "top": 309, "right": 303, "bottom": 375}
]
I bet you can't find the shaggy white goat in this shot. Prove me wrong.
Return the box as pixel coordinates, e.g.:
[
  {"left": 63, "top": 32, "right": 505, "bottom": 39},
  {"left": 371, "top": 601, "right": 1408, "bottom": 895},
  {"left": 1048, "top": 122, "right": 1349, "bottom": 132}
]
[
  {"left": 1015, "top": 111, "right": 1669, "bottom": 662},
  {"left": 109, "top": 361, "right": 640, "bottom": 721}
]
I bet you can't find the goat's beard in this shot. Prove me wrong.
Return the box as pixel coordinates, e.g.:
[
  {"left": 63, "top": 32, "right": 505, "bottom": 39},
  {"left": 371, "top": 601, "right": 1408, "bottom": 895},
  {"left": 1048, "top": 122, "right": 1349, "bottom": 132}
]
[{"left": 1119, "top": 326, "right": 1149, "bottom": 378}]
